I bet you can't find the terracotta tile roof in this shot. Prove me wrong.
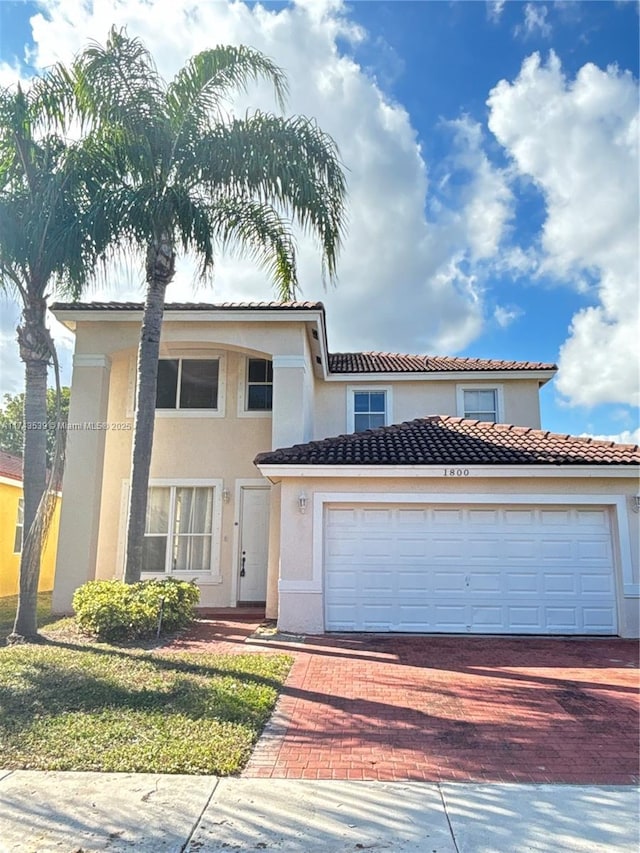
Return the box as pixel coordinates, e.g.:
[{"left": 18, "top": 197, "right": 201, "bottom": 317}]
[
  {"left": 51, "top": 302, "right": 556, "bottom": 374},
  {"left": 255, "top": 416, "right": 640, "bottom": 467},
  {"left": 0, "top": 450, "right": 22, "bottom": 481},
  {"left": 328, "top": 352, "right": 557, "bottom": 373},
  {"left": 51, "top": 301, "right": 324, "bottom": 311}
]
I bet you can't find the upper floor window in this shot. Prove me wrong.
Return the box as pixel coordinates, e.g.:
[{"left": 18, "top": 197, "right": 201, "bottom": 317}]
[
  {"left": 13, "top": 498, "right": 24, "bottom": 553},
  {"left": 246, "top": 359, "right": 273, "bottom": 411},
  {"left": 459, "top": 387, "right": 501, "bottom": 422},
  {"left": 142, "top": 485, "right": 215, "bottom": 574},
  {"left": 156, "top": 359, "right": 219, "bottom": 409},
  {"left": 348, "top": 388, "right": 391, "bottom": 433}
]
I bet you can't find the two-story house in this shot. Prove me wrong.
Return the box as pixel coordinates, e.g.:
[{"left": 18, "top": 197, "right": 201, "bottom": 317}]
[{"left": 51, "top": 302, "right": 640, "bottom": 637}]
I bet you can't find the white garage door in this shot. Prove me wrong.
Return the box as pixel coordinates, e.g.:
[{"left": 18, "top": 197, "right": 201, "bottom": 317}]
[{"left": 324, "top": 504, "right": 617, "bottom": 634}]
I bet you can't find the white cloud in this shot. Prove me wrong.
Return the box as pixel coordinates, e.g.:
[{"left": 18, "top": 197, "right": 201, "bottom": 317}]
[
  {"left": 516, "top": 3, "right": 552, "bottom": 39},
  {"left": 494, "top": 305, "right": 523, "bottom": 328},
  {"left": 443, "top": 116, "right": 514, "bottom": 262},
  {"left": 488, "top": 1, "right": 507, "bottom": 23},
  {"left": 581, "top": 428, "right": 640, "bottom": 446},
  {"left": 0, "top": 0, "right": 516, "bottom": 379},
  {"left": 487, "top": 51, "right": 640, "bottom": 407}
]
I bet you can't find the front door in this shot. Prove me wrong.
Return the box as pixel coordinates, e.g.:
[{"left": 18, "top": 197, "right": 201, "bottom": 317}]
[{"left": 238, "top": 486, "right": 270, "bottom": 603}]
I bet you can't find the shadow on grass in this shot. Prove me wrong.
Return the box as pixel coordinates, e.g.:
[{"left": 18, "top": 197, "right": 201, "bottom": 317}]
[{"left": 0, "top": 642, "right": 292, "bottom": 734}]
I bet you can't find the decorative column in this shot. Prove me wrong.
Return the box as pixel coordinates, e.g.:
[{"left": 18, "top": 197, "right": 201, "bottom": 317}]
[
  {"left": 270, "top": 355, "right": 311, "bottom": 450},
  {"left": 52, "top": 354, "right": 111, "bottom": 613}
]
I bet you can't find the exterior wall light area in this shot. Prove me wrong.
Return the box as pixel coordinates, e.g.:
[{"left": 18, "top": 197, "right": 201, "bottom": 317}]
[
  {"left": 631, "top": 495, "right": 640, "bottom": 513},
  {"left": 298, "top": 493, "right": 308, "bottom": 513},
  {"left": 222, "top": 488, "right": 231, "bottom": 503}
]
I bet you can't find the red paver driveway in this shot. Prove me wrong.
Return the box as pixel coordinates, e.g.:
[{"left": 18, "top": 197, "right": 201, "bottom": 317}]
[{"left": 167, "top": 620, "right": 640, "bottom": 784}]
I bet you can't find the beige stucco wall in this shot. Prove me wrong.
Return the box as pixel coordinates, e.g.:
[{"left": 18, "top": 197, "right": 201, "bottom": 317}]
[
  {"left": 273, "top": 473, "right": 640, "bottom": 637},
  {"left": 94, "top": 347, "right": 276, "bottom": 608},
  {"left": 54, "top": 316, "right": 314, "bottom": 611},
  {"left": 52, "top": 355, "right": 111, "bottom": 613},
  {"left": 312, "top": 378, "right": 543, "bottom": 439}
]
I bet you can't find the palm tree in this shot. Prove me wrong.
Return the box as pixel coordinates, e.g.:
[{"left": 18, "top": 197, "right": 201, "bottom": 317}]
[
  {"left": 71, "top": 28, "right": 347, "bottom": 584},
  {"left": 0, "top": 79, "right": 105, "bottom": 638}
]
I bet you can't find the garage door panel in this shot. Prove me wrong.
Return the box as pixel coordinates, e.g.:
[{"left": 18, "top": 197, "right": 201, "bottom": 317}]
[
  {"left": 325, "top": 571, "right": 357, "bottom": 593},
  {"left": 397, "top": 570, "right": 431, "bottom": 592},
  {"left": 581, "top": 574, "right": 614, "bottom": 594},
  {"left": 361, "top": 574, "right": 394, "bottom": 594},
  {"left": 577, "top": 539, "right": 611, "bottom": 562},
  {"left": 362, "top": 538, "right": 394, "bottom": 558},
  {"left": 468, "top": 509, "right": 499, "bottom": 524},
  {"left": 433, "top": 605, "right": 467, "bottom": 630},
  {"left": 541, "top": 540, "right": 574, "bottom": 560},
  {"left": 505, "top": 509, "right": 535, "bottom": 525},
  {"left": 326, "top": 538, "right": 359, "bottom": 558},
  {"left": 545, "top": 607, "right": 578, "bottom": 630},
  {"left": 398, "top": 538, "right": 429, "bottom": 558},
  {"left": 541, "top": 509, "right": 572, "bottom": 526},
  {"left": 462, "top": 537, "right": 499, "bottom": 559},
  {"left": 583, "top": 608, "right": 616, "bottom": 631},
  {"left": 576, "top": 509, "right": 609, "bottom": 529},
  {"left": 324, "top": 503, "right": 617, "bottom": 635},
  {"left": 468, "top": 572, "right": 502, "bottom": 593},
  {"left": 326, "top": 507, "right": 357, "bottom": 526},
  {"left": 506, "top": 606, "right": 544, "bottom": 630},
  {"left": 398, "top": 509, "right": 429, "bottom": 526},
  {"left": 363, "top": 509, "right": 392, "bottom": 525},
  {"left": 503, "top": 537, "right": 539, "bottom": 560},
  {"left": 432, "top": 508, "right": 464, "bottom": 525},
  {"left": 506, "top": 573, "right": 539, "bottom": 593},
  {"left": 433, "top": 571, "right": 466, "bottom": 592},
  {"left": 470, "top": 605, "right": 506, "bottom": 629},
  {"left": 543, "top": 573, "right": 577, "bottom": 594},
  {"left": 432, "top": 538, "right": 467, "bottom": 558}
]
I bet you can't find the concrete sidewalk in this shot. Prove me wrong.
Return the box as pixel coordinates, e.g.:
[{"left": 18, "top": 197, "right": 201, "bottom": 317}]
[{"left": 0, "top": 771, "right": 638, "bottom": 852}]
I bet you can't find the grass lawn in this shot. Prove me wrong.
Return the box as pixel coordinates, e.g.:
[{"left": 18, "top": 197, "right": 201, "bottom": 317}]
[{"left": 0, "top": 601, "right": 293, "bottom": 775}]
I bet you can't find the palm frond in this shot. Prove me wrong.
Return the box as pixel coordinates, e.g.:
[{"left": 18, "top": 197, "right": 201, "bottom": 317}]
[
  {"left": 209, "top": 197, "right": 298, "bottom": 298},
  {"left": 73, "top": 26, "right": 165, "bottom": 134},
  {"left": 29, "top": 63, "right": 77, "bottom": 132},
  {"left": 191, "top": 112, "right": 347, "bottom": 282},
  {"left": 167, "top": 44, "right": 287, "bottom": 129}
]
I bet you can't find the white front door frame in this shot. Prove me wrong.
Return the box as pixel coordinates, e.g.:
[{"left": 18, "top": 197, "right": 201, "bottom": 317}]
[{"left": 231, "top": 479, "right": 271, "bottom": 605}]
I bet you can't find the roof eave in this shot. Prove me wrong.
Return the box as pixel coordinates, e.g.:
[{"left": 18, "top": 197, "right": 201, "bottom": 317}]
[
  {"left": 323, "top": 369, "right": 557, "bottom": 382},
  {"left": 255, "top": 463, "right": 639, "bottom": 480}
]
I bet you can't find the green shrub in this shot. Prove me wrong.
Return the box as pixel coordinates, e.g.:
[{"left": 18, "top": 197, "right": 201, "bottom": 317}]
[{"left": 72, "top": 578, "right": 200, "bottom": 642}]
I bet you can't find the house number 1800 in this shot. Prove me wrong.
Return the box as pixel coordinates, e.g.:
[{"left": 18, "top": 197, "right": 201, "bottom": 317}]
[{"left": 443, "top": 468, "right": 470, "bottom": 477}]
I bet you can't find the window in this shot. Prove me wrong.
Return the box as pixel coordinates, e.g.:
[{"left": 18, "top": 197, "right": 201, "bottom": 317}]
[
  {"left": 349, "top": 389, "right": 389, "bottom": 432},
  {"left": 461, "top": 388, "right": 499, "bottom": 422},
  {"left": 156, "top": 359, "right": 219, "bottom": 409},
  {"left": 246, "top": 358, "right": 273, "bottom": 411},
  {"left": 142, "top": 486, "right": 215, "bottom": 574},
  {"left": 13, "top": 498, "right": 24, "bottom": 553}
]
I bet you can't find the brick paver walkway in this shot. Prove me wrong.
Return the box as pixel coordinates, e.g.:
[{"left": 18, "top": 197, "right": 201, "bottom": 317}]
[{"left": 166, "top": 620, "right": 640, "bottom": 784}]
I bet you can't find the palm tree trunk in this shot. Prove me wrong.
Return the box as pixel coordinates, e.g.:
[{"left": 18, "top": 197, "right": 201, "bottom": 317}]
[
  {"left": 124, "top": 236, "right": 175, "bottom": 584},
  {"left": 12, "top": 297, "right": 50, "bottom": 639}
]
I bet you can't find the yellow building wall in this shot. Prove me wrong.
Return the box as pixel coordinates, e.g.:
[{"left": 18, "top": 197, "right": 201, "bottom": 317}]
[{"left": 0, "top": 480, "right": 61, "bottom": 598}]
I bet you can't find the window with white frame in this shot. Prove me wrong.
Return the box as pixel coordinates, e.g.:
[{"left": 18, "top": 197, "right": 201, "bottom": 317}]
[
  {"left": 246, "top": 358, "right": 273, "bottom": 411},
  {"left": 142, "top": 486, "right": 215, "bottom": 574},
  {"left": 348, "top": 388, "right": 390, "bottom": 433},
  {"left": 13, "top": 498, "right": 23, "bottom": 553},
  {"left": 459, "top": 387, "right": 501, "bottom": 422},
  {"left": 156, "top": 359, "right": 219, "bottom": 409}
]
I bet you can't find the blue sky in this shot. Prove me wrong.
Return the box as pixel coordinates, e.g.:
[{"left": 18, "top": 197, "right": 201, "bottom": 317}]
[{"left": 0, "top": 0, "right": 638, "bottom": 442}]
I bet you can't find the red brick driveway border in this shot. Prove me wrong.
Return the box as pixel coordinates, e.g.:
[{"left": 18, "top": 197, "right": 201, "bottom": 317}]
[{"left": 164, "top": 619, "right": 640, "bottom": 785}]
